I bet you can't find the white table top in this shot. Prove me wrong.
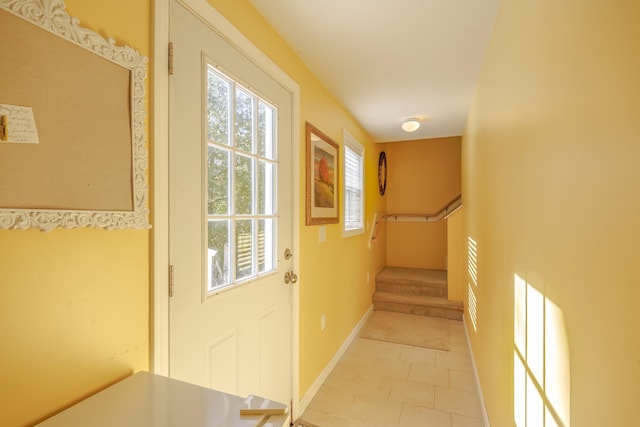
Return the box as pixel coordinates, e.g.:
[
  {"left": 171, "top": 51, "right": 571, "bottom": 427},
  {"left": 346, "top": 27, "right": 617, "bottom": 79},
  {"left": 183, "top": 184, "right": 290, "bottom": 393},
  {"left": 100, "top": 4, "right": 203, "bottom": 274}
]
[{"left": 37, "top": 371, "right": 288, "bottom": 427}]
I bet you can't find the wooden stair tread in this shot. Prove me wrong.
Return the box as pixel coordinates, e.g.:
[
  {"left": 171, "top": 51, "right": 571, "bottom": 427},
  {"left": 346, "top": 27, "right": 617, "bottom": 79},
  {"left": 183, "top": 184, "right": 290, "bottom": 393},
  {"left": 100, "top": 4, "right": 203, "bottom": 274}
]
[
  {"left": 373, "top": 291, "right": 463, "bottom": 310},
  {"left": 376, "top": 267, "right": 447, "bottom": 286}
]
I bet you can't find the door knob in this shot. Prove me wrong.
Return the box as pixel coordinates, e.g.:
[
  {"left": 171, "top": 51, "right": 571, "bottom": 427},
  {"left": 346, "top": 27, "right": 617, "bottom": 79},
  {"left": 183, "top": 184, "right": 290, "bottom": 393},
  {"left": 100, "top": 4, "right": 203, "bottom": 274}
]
[{"left": 284, "top": 270, "right": 298, "bottom": 284}]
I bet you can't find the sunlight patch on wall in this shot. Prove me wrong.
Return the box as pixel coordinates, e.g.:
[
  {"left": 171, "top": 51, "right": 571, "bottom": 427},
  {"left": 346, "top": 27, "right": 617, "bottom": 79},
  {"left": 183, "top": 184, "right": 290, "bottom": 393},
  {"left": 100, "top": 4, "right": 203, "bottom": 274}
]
[
  {"left": 468, "top": 236, "right": 478, "bottom": 285},
  {"left": 514, "top": 274, "right": 570, "bottom": 427},
  {"left": 467, "top": 236, "right": 478, "bottom": 331},
  {"left": 468, "top": 281, "right": 478, "bottom": 332}
]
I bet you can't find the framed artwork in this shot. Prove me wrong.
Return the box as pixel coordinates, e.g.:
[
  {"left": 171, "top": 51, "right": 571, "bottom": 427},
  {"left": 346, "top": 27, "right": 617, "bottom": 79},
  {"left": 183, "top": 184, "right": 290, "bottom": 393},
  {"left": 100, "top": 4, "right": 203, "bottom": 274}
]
[
  {"left": 0, "top": 0, "right": 149, "bottom": 231},
  {"left": 305, "top": 122, "right": 339, "bottom": 225}
]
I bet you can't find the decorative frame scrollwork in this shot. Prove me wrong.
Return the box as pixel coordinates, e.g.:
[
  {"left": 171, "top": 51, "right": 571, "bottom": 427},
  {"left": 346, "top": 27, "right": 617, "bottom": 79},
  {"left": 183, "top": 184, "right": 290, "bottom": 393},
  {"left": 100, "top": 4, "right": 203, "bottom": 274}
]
[{"left": 0, "top": 0, "right": 149, "bottom": 231}]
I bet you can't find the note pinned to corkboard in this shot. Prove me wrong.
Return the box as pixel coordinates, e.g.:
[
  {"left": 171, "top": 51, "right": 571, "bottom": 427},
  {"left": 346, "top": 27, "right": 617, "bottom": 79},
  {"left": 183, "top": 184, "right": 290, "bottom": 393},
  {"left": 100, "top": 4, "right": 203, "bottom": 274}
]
[
  {"left": 0, "top": 0, "right": 149, "bottom": 231},
  {"left": 0, "top": 105, "right": 40, "bottom": 144}
]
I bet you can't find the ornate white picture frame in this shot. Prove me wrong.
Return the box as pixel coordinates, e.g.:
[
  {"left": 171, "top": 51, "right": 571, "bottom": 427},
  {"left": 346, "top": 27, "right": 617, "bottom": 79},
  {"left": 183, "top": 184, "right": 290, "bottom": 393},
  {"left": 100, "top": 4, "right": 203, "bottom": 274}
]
[{"left": 0, "top": 0, "right": 149, "bottom": 231}]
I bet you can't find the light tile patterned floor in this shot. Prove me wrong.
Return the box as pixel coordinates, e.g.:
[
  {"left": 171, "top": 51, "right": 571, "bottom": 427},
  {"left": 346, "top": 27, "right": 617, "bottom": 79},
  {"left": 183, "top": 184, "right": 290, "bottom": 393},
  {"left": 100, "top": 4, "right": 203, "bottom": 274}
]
[{"left": 300, "top": 316, "right": 484, "bottom": 427}]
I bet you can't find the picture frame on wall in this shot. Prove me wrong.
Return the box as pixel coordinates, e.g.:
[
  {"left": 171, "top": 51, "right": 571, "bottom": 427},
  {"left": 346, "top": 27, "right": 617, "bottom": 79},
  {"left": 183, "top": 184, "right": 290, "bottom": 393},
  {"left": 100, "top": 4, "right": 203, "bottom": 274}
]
[
  {"left": 0, "top": 0, "right": 149, "bottom": 231},
  {"left": 305, "top": 122, "right": 339, "bottom": 225}
]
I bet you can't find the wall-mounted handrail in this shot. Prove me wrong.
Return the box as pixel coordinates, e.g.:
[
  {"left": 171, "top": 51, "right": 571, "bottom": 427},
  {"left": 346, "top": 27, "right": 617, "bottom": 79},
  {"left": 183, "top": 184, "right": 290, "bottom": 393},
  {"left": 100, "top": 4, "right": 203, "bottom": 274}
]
[{"left": 369, "top": 194, "right": 462, "bottom": 244}]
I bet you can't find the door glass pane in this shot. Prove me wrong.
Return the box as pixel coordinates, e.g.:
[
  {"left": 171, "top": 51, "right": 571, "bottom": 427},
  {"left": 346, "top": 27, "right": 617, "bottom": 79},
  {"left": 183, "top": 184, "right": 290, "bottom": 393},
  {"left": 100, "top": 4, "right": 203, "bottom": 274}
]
[
  {"left": 235, "top": 88, "right": 254, "bottom": 152},
  {"left": 207, "top": 68, "right": 230, "bottom": 145},
  {"left": 207, "top": 145, "right": 230, "bottom": 215},
  {"left": 258, "top": 218, "right": 274, "bottom": 273},
  {"left": 236, "top": 219, "right": 253, "bottom": 281},
  {"left": 258, "top": 101, "right": 275, "bottom": 159},
  {"left": 208, "top": 220, "right": 230, "bottom": 290},
  {"left": 235, "top": 154, "right": 253, "bottom": 215},
  {"left": 257, "top": 160, "right": 274, "bottom": 215}
]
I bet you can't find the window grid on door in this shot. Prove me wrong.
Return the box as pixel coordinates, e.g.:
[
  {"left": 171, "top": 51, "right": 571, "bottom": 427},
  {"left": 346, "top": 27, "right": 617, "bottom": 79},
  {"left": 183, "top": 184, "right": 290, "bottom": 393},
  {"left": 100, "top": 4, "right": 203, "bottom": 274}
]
[{"left": 205, "top": 64, "right": 277, "bottom": 293}]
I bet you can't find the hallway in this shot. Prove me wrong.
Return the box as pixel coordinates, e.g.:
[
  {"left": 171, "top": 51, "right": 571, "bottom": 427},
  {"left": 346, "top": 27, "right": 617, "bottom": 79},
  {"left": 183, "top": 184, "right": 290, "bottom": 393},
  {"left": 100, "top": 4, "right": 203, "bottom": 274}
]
[{"left": 298, "top": 314, "right": 484, "bottom": 427}]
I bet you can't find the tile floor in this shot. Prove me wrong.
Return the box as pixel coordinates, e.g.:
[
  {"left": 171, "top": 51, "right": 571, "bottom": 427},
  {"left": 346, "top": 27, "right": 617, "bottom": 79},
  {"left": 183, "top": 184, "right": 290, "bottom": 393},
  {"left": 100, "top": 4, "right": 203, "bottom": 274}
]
[{"left": 299, "top": 316, "right": 484, "bottom": 427}]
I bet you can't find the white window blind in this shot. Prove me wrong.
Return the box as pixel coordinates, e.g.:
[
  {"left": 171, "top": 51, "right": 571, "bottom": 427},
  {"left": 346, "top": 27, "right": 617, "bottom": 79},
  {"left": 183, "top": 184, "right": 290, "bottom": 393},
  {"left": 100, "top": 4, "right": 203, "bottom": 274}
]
[{"left": 343, "top": 130, "right": 364, "bottom": 237}]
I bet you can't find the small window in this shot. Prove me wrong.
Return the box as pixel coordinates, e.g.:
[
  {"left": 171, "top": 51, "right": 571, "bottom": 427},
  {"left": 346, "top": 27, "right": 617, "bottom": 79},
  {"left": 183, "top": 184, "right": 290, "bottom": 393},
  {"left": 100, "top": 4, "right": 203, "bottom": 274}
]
[{"left": 342, "top": 129, "right": 364, "bottom": 237}]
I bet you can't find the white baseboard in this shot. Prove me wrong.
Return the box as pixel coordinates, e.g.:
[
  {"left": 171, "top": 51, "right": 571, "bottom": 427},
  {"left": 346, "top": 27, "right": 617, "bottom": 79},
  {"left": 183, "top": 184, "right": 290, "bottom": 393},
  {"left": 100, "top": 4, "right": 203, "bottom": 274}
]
[
  {"left": 298, "top": 305, "right": 374, "bottom": 415},
  {"left": 463, "top": 315, "right": 491, "bottom": 427}
]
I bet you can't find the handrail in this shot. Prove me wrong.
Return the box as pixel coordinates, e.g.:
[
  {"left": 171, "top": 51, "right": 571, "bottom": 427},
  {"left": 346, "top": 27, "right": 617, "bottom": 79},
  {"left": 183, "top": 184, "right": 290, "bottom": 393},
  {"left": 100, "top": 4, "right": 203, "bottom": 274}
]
[{"left": 369, "top": 194, "right": 462, "bottom": 244}]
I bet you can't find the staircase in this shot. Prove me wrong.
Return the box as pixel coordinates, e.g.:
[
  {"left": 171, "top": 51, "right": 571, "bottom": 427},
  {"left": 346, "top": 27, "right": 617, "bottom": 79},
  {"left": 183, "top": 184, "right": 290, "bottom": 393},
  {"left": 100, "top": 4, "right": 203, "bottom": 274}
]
[{"left": 372, "top": 266, "right": 463, "bottom": 320}]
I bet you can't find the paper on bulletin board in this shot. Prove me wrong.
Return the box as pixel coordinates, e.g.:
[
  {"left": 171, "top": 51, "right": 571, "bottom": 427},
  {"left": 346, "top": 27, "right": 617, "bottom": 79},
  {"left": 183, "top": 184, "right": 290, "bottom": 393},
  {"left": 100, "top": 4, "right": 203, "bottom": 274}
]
[{"left": 0, "top": 104, "right": 40, "bottom": 144}]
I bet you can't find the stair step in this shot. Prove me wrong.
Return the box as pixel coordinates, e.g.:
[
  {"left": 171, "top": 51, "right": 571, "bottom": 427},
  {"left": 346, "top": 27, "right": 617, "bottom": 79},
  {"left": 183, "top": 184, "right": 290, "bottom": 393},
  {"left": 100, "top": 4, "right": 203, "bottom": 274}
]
[
  {"left": 372, "top": 291, "right": 463, "bottom": 321},
  {"left": 376, "top": 267, "right": 447, "bottom": 298}
]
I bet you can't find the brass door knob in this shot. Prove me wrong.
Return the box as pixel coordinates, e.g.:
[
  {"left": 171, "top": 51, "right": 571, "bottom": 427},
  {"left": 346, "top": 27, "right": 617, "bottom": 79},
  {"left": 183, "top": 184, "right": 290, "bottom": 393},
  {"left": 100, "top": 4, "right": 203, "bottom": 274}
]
[{"left": 284, "top": 270, "right": 298, "bottom": 284}]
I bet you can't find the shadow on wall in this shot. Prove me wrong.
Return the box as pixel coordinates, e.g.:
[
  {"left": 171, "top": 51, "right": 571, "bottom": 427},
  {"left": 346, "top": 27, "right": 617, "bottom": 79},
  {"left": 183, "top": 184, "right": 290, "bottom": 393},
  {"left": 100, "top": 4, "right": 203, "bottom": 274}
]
[{"left": 514, "top": 274, "right": 570, "bottom": 427}]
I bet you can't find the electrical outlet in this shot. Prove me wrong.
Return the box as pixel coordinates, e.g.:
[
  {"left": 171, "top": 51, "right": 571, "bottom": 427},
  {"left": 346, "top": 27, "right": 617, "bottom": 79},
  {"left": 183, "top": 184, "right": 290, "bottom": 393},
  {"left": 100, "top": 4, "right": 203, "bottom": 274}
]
[
  {"left": 321, "top": 313, "right": 326, "bottom": 331},
  {"left": 319, "top": 226, "right": 326, "bottom": 242}
]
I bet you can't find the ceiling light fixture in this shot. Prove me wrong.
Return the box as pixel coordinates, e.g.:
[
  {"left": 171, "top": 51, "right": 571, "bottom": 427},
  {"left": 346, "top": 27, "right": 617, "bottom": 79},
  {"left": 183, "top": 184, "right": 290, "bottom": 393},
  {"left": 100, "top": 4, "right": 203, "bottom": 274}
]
[{"left": 401, "top": 117, "right": 421, "bottom": 133}]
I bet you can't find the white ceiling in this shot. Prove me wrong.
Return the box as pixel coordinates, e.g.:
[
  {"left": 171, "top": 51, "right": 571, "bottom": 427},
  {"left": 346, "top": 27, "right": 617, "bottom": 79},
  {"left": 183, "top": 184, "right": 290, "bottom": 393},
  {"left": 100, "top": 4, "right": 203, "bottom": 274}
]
[{"left": 248, "top": 0, "right": 500, "bottom": 142}]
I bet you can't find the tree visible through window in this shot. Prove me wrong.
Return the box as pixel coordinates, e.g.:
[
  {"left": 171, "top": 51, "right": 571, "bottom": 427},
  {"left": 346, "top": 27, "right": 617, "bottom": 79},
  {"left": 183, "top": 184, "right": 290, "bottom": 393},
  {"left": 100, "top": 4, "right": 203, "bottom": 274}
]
[{"left": 206, "top": 65, "right": 277, "bottom": 292}]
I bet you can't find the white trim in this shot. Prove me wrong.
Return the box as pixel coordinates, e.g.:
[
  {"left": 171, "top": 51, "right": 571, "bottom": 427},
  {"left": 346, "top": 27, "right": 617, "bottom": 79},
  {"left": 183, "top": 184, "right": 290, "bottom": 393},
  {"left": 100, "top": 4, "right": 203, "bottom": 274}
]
[
  {"left": 299, "top": 305, "right": 373, "bottom": 414},
  {"left": 152, "top": 0, "right": 170, "bottom": 377},
  {"left": 153, "top": 0, "right": 301, "bottom": 415},
  {"left": 463, "top": 314, "right": 491, "bottom": 427}
]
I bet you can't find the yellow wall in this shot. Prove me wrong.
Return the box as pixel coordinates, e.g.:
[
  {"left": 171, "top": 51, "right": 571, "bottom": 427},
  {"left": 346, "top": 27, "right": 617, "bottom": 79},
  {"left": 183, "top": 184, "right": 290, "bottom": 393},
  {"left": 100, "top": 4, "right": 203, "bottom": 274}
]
[
  {"left": 0, "top": 2, "right": 151, "bottom": 426},
  {"left": 1, "top": 1, "right": 383, "bottom": 424},
  {"left": 385, "top": 137, "right": 461, "bottom": 270},
  {"left": 462, "top": 0, "right": 640, "bottom": 425},
  {"left": 207, "top": 0, "right": 388, "bottom": 400}
]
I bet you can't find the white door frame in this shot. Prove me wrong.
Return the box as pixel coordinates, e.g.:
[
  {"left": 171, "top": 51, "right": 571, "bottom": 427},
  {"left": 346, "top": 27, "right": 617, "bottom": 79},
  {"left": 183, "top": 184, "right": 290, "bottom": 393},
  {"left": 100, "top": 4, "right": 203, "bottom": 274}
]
[{"left": 153, "top": 0, "right": 301, "bottom": 416}]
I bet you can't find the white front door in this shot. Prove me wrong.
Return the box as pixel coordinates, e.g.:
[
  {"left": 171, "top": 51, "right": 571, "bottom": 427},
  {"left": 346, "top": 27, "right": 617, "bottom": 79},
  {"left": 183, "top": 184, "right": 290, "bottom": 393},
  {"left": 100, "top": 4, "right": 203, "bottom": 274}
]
[{"left": 168, "top": 0, "right": 294, "bottom": 407}]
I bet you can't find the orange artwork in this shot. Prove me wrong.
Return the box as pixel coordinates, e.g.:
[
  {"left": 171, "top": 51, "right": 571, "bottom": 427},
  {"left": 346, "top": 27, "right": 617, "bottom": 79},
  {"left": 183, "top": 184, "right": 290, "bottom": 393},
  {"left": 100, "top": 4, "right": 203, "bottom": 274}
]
[
  {"left": 305, "top": 122, "right": 339, "bottom": 225},
  {"left": 313, "top": 146, "right": 335, "bottom": 208}
]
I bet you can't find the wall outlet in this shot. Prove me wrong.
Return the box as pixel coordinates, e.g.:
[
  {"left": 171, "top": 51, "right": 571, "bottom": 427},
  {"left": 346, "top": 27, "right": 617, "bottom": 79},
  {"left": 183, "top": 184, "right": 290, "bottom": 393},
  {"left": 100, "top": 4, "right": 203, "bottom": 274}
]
[
  {"left": 319, "top": 226, "right": 326, "bottom": 242},
  {"left": 321, "top": 313, "right": 326, "bottom": 331}
]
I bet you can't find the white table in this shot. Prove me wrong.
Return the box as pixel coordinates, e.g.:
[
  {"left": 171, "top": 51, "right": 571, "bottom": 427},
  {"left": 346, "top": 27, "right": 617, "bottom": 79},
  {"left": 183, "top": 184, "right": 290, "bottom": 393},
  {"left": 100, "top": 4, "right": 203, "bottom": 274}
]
[{"left": 37, "top": 371, "right": 289, "bottom": 427}]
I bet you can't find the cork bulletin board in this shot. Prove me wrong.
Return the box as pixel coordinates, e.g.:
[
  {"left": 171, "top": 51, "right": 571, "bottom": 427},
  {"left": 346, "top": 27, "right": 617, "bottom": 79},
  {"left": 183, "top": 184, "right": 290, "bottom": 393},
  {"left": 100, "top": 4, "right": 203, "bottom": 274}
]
[{"left": 0, "top": 0, "right": 149, "bottom": 231}]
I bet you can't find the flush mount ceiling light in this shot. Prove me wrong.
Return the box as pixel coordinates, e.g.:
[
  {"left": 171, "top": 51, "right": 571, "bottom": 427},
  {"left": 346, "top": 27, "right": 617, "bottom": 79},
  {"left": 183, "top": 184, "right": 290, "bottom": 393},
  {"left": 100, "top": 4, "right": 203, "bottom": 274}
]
[{"left": 401, "top": 117, "right": 421, "bottom": 133}]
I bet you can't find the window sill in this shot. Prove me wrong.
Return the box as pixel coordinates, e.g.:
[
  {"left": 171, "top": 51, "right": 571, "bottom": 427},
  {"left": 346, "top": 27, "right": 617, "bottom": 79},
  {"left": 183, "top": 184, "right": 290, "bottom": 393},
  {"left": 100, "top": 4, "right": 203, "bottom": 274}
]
[{"left": 342, "top": 227, "right": 364, "bottom": 238}]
